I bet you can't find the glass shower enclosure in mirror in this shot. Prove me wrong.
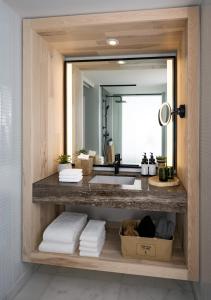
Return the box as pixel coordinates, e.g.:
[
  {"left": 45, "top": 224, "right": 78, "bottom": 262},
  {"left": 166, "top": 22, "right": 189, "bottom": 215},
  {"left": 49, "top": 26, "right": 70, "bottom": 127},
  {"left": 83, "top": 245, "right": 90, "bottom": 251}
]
[{"left": 66, "top": 57, "right": 175, "bottom": 167}]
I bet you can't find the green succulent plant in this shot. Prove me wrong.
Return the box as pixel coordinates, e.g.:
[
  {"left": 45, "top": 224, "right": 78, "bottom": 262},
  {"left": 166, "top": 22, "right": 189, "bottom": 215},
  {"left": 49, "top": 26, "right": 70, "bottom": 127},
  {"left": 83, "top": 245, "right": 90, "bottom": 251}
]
[{"left": 57, "top": 154, "right": 71, "bottom": 164}]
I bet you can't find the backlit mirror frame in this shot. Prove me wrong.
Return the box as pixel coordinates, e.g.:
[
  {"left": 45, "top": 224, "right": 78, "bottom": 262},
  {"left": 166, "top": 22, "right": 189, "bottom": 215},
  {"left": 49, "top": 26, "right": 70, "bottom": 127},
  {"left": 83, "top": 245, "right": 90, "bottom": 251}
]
[{"left": 64, "top": 55, "right": 177, "bottom": 168}]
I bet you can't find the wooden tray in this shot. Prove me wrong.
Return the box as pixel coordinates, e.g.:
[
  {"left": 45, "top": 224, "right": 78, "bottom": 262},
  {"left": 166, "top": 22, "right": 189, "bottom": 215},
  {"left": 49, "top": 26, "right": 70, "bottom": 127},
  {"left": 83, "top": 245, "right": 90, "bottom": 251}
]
[{"left": 148, "top": 176, "right": 180, "bottom": 187}]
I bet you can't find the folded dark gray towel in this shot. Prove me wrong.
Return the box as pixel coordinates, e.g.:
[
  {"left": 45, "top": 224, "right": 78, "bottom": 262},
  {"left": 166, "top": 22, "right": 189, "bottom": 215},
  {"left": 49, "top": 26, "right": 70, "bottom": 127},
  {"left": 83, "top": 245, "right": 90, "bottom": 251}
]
[{"left": 155, "top": 217, "right": 175, "bottom": 240}]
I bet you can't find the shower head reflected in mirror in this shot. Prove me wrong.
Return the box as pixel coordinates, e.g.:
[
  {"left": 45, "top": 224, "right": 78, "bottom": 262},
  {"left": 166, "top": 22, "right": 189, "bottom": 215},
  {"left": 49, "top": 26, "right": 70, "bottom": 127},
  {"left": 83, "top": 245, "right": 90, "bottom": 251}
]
[
  {"left": 115, "top": 98, "right": 127, "bottom": 104},
  {"left": 105, "top": 95, "right": 126, "bottom": 103}
]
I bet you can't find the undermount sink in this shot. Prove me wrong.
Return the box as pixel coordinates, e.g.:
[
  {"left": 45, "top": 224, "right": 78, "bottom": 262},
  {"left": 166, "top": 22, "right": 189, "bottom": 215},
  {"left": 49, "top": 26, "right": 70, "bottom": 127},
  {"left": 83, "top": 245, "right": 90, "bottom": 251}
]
[{"left": 89, "top": 175, "right": 135, "bottom": 185}]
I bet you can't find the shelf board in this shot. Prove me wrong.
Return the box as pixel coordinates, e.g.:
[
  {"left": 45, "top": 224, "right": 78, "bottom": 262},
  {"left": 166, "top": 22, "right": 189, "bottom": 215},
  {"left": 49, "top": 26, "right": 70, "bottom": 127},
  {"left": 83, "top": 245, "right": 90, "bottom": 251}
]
[{"left": 29, "top": 227, "right": 188, "bottom": 280}]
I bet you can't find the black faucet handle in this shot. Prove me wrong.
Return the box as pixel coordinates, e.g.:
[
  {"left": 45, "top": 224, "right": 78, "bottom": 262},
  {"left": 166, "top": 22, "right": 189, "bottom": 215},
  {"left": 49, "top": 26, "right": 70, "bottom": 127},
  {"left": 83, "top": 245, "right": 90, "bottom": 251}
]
[{"left": 115, "top": 153, "right": 121, "bottom": 163}]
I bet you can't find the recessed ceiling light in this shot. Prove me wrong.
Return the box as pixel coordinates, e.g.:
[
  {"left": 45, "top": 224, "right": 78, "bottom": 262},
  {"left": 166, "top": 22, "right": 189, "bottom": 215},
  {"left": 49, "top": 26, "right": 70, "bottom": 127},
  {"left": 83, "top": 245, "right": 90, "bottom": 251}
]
[
  {"left": 117, "top": 60, "right": 126, "bottom": 65},
  {"left": 106, "top": 38, "right": 119, "bottom": 46}
]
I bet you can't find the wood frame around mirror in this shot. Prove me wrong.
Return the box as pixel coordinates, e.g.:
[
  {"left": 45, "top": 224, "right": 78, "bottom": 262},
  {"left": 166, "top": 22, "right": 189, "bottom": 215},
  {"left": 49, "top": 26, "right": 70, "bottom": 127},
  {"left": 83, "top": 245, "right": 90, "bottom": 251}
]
[{"left": 23, "top": 7, "right": 199, "bottom": 281}]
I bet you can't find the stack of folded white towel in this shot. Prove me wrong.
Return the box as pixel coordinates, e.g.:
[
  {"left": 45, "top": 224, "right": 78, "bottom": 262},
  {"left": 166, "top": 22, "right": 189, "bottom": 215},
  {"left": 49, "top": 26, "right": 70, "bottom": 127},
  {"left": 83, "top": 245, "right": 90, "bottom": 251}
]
[
  {"left": 79, "top": 220, "right": 106, "bottom": 257},
  {"left": 59, "top": 169, "right": 83, "bottom": 182},
  {"left": 95, "top": 155, "right": 104, "bottom": 165},
  {"left": 39, "top": 212, "right": 87, "bottom": 254}
]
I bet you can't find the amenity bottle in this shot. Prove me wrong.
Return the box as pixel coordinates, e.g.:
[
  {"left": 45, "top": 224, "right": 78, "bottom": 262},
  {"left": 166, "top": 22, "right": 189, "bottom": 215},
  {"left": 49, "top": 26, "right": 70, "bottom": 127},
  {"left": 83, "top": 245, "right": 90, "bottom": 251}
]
[
  {"left": 149, "top": 153, "right": 156, "bottom": 176},
  {"left": 141, "top": 153, "right": 148, "bottom": 176}
]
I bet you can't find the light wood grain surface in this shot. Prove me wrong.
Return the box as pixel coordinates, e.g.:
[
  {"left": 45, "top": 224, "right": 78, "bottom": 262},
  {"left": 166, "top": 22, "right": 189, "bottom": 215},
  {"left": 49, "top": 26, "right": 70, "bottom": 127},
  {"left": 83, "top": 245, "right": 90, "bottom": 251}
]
[
  {"left": 22, "top": 6, "right": 199, "bottom": 281},
  {"left": 26, "top": 8, "right": 189, "bottom": 56},
  {"left": 23, "top": 22, "right": 64, "bottom": 258},
  {"left": 30, "top": 226, "right": 188, "bottom": 280}
]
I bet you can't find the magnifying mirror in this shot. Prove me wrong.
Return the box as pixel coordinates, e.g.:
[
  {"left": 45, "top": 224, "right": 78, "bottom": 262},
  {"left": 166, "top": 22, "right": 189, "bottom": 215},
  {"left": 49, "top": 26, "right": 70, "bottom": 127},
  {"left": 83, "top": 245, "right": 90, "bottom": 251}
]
[
  {"left": 158, "top": 103, "right": 186, "bottom": 126},
  {"left": 158, "top": 103, "right": 171, "bottom": 126}
]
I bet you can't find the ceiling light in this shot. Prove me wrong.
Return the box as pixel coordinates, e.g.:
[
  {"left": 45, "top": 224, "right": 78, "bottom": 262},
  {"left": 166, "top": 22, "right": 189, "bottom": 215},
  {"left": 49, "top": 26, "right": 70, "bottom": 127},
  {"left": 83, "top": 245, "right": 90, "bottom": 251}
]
[
  {"left": 117, "top": 60, "right": 126, "bottom": 65},
  {"left": 106, "top": 38, "right": 119, "bottom": 46}
]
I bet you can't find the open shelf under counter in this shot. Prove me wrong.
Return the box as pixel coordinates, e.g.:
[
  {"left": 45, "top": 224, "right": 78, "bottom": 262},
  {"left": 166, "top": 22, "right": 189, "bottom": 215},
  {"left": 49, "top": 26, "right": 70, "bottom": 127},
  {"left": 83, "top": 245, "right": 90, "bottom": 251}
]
[
  {"left": 30, "top": 226, "right": 187, "bottom": 280},
  {"left": 33, "top": 172, "right": 187, "bottom": 213}
]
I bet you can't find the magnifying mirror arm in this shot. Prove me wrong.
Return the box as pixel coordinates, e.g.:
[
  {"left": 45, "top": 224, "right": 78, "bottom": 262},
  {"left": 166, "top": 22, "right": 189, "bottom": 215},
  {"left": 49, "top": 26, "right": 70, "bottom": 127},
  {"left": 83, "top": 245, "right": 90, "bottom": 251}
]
[{"left": 171, "top": 104, "right": 186, "bottom": 118}]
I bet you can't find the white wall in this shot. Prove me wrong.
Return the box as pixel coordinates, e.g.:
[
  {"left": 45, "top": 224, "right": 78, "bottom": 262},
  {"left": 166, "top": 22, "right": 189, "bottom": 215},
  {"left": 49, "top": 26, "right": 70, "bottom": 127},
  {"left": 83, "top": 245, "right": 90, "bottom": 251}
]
[
  {"left": 0, "top": 1, "right": 32, "bottom": 299},
  {"left": 3, "top": 0, "right": 201, "bottom": 18}
]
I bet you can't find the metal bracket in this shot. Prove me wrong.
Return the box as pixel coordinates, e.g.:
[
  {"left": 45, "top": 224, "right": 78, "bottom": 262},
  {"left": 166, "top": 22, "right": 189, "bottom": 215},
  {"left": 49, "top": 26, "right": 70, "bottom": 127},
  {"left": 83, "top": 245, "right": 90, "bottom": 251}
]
[{"left": 171, "top": 104, "right": 186, "bottom": 118}]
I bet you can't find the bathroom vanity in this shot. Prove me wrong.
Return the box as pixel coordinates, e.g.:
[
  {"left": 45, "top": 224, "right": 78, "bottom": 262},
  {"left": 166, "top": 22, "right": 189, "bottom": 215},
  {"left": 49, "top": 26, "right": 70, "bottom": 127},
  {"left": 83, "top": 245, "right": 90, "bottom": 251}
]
[
  {"left": 22, "top": 7, "right": 199, "bottom": 281},
  {"left": 33, "top": 173, "right": 187, "bottom": 213},
  {"left": 30, "top": 171, "right": 187, "bottom": 279}
]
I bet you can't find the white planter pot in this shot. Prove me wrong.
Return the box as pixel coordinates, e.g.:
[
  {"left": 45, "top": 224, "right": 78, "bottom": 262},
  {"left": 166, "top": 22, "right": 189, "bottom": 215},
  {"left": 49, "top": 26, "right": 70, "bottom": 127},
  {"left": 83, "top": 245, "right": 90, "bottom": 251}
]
[{"left": 58, "top": 163, "right": 72, "bottom": 172}]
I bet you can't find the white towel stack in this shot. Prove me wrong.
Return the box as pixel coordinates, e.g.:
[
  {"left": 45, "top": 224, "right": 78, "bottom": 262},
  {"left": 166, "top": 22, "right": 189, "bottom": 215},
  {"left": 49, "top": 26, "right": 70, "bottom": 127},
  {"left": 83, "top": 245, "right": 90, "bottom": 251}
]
[
  {"left": 79, "top": 220, "right": 106, "bottom": 257},
  {"left": 95, "top": 155, "right": 104, "bottom": 165},
  {"left": 59, "top": 168, "right": 83, "bottom": 182},
  {"left": 39, "top": 212, "right": 87, "bottom": 254}
]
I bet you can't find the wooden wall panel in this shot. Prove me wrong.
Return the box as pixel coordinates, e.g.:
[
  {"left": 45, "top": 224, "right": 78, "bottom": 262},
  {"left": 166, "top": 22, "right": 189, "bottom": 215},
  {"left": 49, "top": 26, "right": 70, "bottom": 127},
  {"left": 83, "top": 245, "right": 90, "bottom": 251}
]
[
  {"left": 176, "top": 7, "right": 200, "bottom": 281},
  {"left": 27, "top": 8, "right": 187, "bottom": 57},
  {"left": 31, "top": 31, "right": 64, "bottom": 182},
  {"left": 186, "top": 7, "right": 200, "bottom": 281},
  {"left": 22, "top": 20, "right": 33, "bottom": 259},
  {"left": 47, "top": 49, "right": 64, "bottom": 175},
  {"left": 23, "top": 21, "right": 64, "bottom": 257},
  {"left": 177, "top": 30, "right": 188, "bottom": 190},
  {"left": 72, "top": 65, "right": 84, "bottom": 154}
]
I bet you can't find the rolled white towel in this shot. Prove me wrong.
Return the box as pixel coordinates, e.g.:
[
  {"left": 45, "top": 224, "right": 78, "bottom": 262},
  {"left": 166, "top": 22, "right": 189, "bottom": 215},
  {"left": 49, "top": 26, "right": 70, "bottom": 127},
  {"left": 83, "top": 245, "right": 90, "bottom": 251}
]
[
  {"left": 59, "top": 169, "right": 82, "bottom": 176},
  {"left": 43, "top": 212, "right": 87, "bottom": 243},
  {"left": 39, "top": 240, "right": 78, "bottom": 254},
  {"left": 80, "top": 231, "right": 106, "bottom": 248},
  {"left": 78, "top": 153, "right": 89, "bottom": 160},
  {"left": 80, "top": 220, "right": 106, "bottom": 242},
  {"left": 88, "top": 150, "right": 96, "bottom": 157},
  {"left": 79, "top": 236, "right": 105, "bottom": 253}
]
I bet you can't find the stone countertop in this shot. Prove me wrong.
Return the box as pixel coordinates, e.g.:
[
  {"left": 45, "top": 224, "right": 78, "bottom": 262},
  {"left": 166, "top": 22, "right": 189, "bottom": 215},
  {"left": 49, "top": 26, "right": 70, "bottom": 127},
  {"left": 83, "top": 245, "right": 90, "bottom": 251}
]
[{"left": 33, "top": 172, "right": 187, "bottom": 213}]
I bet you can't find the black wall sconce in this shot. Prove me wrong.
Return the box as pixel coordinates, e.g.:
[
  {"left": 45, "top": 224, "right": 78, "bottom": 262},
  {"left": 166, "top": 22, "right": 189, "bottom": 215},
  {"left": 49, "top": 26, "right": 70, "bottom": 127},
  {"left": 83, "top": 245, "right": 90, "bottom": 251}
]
[{"left": 171, "top": 104, "right": 186, "bottom": 118}]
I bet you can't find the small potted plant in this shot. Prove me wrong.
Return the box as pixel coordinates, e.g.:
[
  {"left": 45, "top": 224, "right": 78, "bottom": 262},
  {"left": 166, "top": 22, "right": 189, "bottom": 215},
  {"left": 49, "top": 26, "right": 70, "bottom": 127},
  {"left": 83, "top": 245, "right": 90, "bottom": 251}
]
[
  {"left": 57, "top": 154, "right": 72, "bottom": 172},
  {"left": 76, "top": 149, "right": 88, "bottom": 155}
]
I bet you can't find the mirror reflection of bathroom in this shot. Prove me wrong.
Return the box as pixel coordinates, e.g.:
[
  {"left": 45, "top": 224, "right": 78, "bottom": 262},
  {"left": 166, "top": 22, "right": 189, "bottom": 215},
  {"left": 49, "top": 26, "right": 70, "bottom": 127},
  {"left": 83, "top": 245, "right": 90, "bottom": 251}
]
[{"left": 66, "top": 57, "right": 175, "bottom": 167}]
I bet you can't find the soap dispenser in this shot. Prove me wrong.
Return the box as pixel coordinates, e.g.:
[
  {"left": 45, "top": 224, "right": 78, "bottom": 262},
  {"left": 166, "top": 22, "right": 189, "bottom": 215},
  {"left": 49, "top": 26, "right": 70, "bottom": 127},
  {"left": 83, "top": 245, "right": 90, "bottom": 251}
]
[
  {"left": 141, "top": 153, "right": 148, "bottom": 176},
  {"left": 149, "top": 152, "right": 156, "bottom": 176}
]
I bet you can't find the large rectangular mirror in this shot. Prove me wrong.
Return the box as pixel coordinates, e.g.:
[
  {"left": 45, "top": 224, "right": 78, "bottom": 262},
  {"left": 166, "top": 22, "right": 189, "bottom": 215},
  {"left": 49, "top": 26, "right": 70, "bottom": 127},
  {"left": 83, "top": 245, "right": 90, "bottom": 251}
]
[{"left": 66, "top": 57, "right": 175, "bottom": 166}]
